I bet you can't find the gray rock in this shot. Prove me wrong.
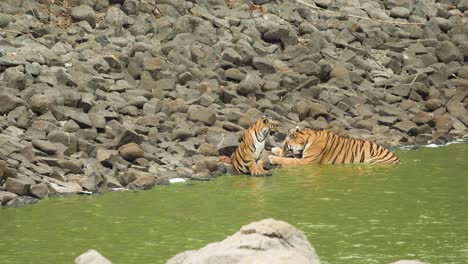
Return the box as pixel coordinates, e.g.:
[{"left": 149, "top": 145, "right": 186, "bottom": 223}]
[
  {"left": 435, "top": 115, "right": 453, "bottom": 132},
  {"left": 188, "top": 106, "right": 216, "bottom": 125},
  {"left": 167, "top": 218, "right": 320, "bottom": 264},
  {"left": 5, "top": 178, "right": 30, "bottom": 196},
  {"left": 71, "top": 5, "right": 96, "bottom": 28},
  {"left": 127, "top": 175, "right": 157, "bottom": 190},
  {"left": 0, "top": 93, "right": 25, "bottom": 115},
  {"left": 118, "top": 143, "right": 144, "bottom": 161},
  {"left": 113, "top": 128, "right": 145, "bottom": 148},
  {"left": 393, "top": 121, "right": 418, "bottom": 134},
  {"left": 0, "top": 191, "right": 18, "bottom": 205},
  {"left": 29, "top": 94, "right": 51, "bottom": 114},
  {"left": 75, "top": 249, "right": 112, "bottom": 264},
  {"left": 263, "top": 26, "right": 298, "bottom": 47},
  {"left": 31, "top": 139, "right": 58, "bottom": 154},
  {"left": 425, "top": 98, "right": 443, "bottom": 111},
  {"left": 237, "top": 73, "right": 262, "bottom": 95},
  {"left": 6, "top": 196, "right": 39, "bottom": 207},
  {"left": 0, "top": 13, "right": 15, "bottom": 27},
  {"left": 412, "top": 112, "right": 434, "bottom": 126},
  {"left": 47, "top": 130, "right": 78, "bottom": 155},
  {"left": 105, "top": 6, "right": 130, "bottom": 26},
  {"left": 198, "top": 143, "right": 219, "bottom": 156},
  {"left": 435, "top": 41, "right": 462, "bottom": 63},
  {"left": 390, "top": 7, "right": 411, "bottom": 18},
  {"left": 388, "top": 84, "right": 411, "bottom": 97},
  {"left": 30, "top": 183, "right": 49, "bottom": 199},
  {"left": 252, "top": 57, "right": 278, "bottom": 74},
  {"left": 458, "top": 0, "right": 468, "bottom": 12},
  {"left": 171, "top": 126, "right": 195, "bottom": 141},
  {"left": 58, "top": 159, "right": 84, "bottom": 174},
  {"left": 294, "top": 61, "right": 320, "bottom": 76},
  {"left": 123, "top": 0, "right": 140, "bottom": 15}
]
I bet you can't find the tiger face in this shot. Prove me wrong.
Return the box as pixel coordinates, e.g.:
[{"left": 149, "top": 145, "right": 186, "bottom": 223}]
[
  {"left": 259, "top": 115, "right": 279, "bottom": 138},
  {"left": 283, "top": 126, "right": 307, "bottom": 157}
]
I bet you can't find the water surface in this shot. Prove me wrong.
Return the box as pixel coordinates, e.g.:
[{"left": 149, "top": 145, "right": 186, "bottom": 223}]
[{"left": 1, "top": 143, "right": 467, "bottom": 264}]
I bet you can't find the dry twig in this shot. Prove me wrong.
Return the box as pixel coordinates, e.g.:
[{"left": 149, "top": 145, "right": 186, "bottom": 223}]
[{"left": 0, "top": 28, "right": 51, "bottom": 48}]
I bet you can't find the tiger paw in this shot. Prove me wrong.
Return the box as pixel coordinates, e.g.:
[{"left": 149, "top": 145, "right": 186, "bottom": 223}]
[
  {"left": 268, "top": 155, "right": 278, "bottom": 165},
  {"left": 271, "top": 147, "right": 283, "bottom": 157},
  {"left": 253, "top": 170, "right": 272, "bottom": 177}
]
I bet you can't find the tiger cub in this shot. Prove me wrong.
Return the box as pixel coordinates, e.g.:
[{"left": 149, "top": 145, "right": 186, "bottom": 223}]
[{"left": 231, "top": 115, "right": 279, "bottom": 176}]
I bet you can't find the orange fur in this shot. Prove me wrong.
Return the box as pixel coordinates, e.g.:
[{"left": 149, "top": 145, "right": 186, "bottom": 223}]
[
  {"left": 269, "top": 128, "right": 400, "bottom": 166},
  {"left": 231, "top": 116, "right": 278, "bottom": 176}
]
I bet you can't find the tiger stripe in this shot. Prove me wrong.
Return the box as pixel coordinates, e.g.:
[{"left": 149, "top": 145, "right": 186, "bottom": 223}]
[
  {"left": 269, "top": 129, "right": 399, "bottom": 166},
  {"left": 231, "top": 115, "right": 279, "bottom": 175}
]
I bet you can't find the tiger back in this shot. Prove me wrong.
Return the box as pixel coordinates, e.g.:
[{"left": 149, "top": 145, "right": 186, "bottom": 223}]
[
  {"left": 269, "top": 128, "right": 400, "bottom": 166},
  {"left": 231, "top": 115, "right": 279, "bottom": 176}
]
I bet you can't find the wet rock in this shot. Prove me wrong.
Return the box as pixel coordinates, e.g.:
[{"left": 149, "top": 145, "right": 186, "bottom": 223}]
[
  {"left": 5, "top": 178, "right": 30, "bottom": 196},
  {"left": 6, "top": 196, "right": 39, "bottom": 207},
  {"left": 75, "top": 249, "right": 112, "bottom": 264},
  {"left": 167, "top": 218, "right": 320, "bottom": 264}
]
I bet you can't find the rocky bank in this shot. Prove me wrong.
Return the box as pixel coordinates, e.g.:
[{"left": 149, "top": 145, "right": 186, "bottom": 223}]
[{"left": 0, "top": 0, "right": 467, "bottom": 206}]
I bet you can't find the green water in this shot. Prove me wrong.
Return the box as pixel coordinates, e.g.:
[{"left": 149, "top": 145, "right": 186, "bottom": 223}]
[{"left": 1, "top": 143, "right": 467, "bottom": 264}]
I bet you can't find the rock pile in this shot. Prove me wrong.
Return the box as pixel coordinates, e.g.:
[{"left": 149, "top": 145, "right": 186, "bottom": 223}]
[{"left": 0, "top": 0, "right": 467, "bottom": 206}]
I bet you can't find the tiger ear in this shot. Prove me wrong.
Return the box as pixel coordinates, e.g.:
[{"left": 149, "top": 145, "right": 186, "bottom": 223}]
[
  {"left": 295, "top": 126, "right": 301, "bottom": 132},
  {"left": 262, "top": 115, "right": 269, "bottom": 124}
]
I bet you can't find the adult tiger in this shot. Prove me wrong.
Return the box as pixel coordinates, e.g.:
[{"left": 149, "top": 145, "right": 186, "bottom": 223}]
[
  {"left": 269, "top": 127, "right": 400, "bottom": 166},
  {"left": 231, "top": 115, "right": 279, "bottom": 176}
]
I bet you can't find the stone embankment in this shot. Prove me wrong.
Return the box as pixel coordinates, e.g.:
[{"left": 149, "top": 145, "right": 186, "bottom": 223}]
[
  {"left": 0, "top": 0, "right": 467, "bottom": 206},
  {"left": 74, "top": 218, "right": 428, "bottom": 264}
]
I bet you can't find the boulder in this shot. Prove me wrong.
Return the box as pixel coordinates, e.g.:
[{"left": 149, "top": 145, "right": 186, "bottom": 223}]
[
  {"left": 188, "top": 106, "right": 216, "bottom": 125},
  {"left": 167, "top": 218, "right": 320, "bottom": 264},
  {"left": 118, "top": 143, "right": 144, "bottom": 161},
  {"left": 5, "top": 178, "right": 30, "bottom": 196},
  {"left": 0, "top": 191, "right": 18, "bottom": 205},
  {"left": 75, "top": 249, "right": 112, "bottom": 264},
  {"left": 0, "top": 94, "right": 24, "bottom": 114},
  {"left": 71, "top": 5, "right": 96, "bottom": 28},
  {"left": 30, "top": 183, "right": 49, "bottom": 199}
]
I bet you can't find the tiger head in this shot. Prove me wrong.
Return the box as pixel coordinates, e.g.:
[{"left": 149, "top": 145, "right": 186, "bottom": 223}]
[
  {"left": 257, "top": 115, "right": 279, "bottom": 139},
  {"left": 283, "top": 126, "right": 306, "bottom": 157}
]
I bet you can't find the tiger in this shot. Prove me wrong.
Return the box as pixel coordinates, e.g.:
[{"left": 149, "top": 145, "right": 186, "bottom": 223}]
[
  {"left": 269, "top": 127, "right": 400, "bottom": 166},
  {"left": 231, "top": 115, "right": 279, "bottom": 176}
]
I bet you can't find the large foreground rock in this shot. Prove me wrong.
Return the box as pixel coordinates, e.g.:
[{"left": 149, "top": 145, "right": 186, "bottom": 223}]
[
  {"left": 75, "top": 249, "right": 112, "bottom": 264},
  {"left": 166, "top": 218, "right": 321, "bottom": 264}
]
